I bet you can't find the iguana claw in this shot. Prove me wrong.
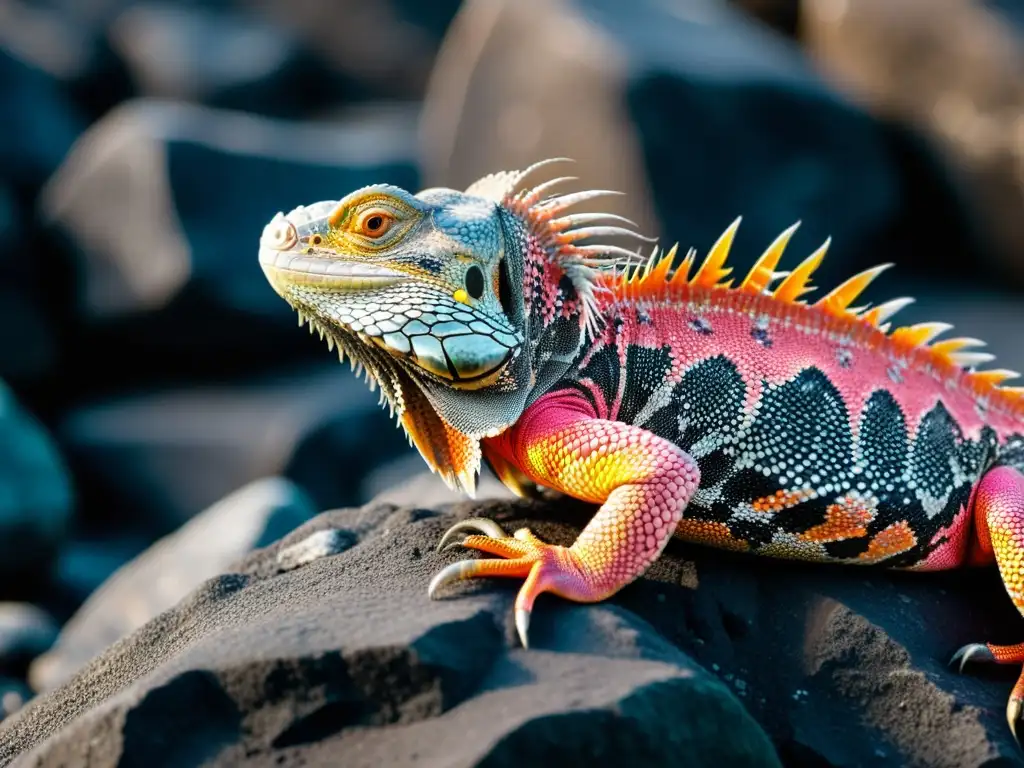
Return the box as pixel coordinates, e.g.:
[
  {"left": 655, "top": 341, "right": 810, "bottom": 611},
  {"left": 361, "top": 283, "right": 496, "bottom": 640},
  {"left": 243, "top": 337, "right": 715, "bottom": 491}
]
[
  {"left": 436, "top": 517, "right": 509, "bottom": 551},
  {"left": 429, "top": 519, "right": 590, "bottom": 648},
  {"left": 1010, "top": 698, "right": 1022, "bottom": 746},
  {"left": 950, "top": 642, "right": 995, "bottom": 673},
  {"left": 951, "top": 640, "right": 1024, "bottom": 745}
]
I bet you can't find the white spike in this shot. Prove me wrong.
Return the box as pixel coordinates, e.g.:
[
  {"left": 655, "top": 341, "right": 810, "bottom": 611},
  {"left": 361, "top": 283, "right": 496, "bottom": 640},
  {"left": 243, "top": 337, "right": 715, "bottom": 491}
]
[
  {"left": 538, "top": 189, "right": 624, "bottom": 213},
  {"left": 560, "top": 226, "right": 656, "bottom": 243},
  {"left": 514, "top": 157, "right": 574, "bottom": 188},
  {"left": 642, "top": 246, "right": 659, "bottom": 277},
  {"left": 943, "top": 337, "right": 987, "bottom": 350},
  {"left": 569, "top": 225, "right": 655, "bottom": 240},
  {"left": 573, "top": 244, "right": 641, "bottom": 261},
  {"left": 521, "top": 176, "right": 578, "bottom": 203},
  {"left": 326, "top": 335, "right": 334, "bottom": 352},
  {"left": 550, "top": 212, "right": 638, "bottom": 229},
  {"left": 950, "top": 351, "right": 997, "bottom": 369},
  {"left": 872, "top": 297, "right": 915, "bottom": 324},
  {"left": 297, "top": 311, "right": 306, "bottom": 327}
]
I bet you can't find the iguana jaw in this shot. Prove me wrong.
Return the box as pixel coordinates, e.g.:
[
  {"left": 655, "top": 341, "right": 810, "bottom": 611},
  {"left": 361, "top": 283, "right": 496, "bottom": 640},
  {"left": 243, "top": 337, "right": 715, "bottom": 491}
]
[{"left": 259, "top": 249, "right": 410, "bottom": 292}]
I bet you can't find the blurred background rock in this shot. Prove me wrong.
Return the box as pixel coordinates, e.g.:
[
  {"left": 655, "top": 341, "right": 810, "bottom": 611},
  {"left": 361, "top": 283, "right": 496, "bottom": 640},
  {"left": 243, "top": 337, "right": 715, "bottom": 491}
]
[{"left": 0, "top": 0, "right": 1023, "bottom": 753}]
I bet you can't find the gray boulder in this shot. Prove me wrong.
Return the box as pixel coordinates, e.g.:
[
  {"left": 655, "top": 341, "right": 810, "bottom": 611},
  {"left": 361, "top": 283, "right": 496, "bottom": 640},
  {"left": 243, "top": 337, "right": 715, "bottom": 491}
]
[{"left": 29, "top": 477, "right": 316, "bottom": 694}]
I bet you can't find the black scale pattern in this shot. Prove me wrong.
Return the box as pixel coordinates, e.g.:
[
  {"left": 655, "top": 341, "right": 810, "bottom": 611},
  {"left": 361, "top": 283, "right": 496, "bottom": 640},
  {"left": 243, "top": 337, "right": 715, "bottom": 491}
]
[{"left": 562, "top": 342, "right": 1009, "bottom": 567}]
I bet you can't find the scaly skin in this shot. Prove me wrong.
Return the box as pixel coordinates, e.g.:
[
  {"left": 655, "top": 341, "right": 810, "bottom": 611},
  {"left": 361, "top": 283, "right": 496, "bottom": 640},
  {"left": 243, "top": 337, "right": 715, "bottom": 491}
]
[{"left": 258, "top": 159, "right": 1024, "bottom": 739}]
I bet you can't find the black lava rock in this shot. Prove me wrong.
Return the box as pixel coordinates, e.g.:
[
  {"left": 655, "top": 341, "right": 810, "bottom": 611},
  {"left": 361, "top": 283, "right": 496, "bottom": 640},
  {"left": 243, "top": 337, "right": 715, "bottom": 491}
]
[
  {"left": 57, "top": 364, "right": 412, "bottom": 532},
  {"left": 421, "top": 0, "right": 968, "bottom": 292},
  {"left": 0, "top": 50, "right": 84, "bottom": 197},
  {"left": 236, "top": 0, "right": 464, "bottom": 102},
  {"left": 0, "top": 0, "right": 132, "bottom": 120},
  {"left": 0, "top": 380, "right": 73, "bottom": 592},
  {"left": 1, "top": 492, "right": 1022, "bottom": 765},
  {"left": 106, "top": 3, "right": 332, "bottom": 118},
  {"left": 31, "top": 477, "right": 317, "bottom": 693},
  {"left": 38, "top": 99, "right": 419, "bottom": 395},
  {"left": 0, "top": 498, "right": 780, "bottom": 767}
]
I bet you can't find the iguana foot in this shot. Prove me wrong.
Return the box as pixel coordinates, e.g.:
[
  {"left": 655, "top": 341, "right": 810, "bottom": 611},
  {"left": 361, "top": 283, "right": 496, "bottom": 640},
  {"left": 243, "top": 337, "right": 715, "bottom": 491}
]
[
  {"left": 429, "top": 517, "right": 597, "bottom": 648},
  {"left": 955, "top": 466, "right": 1024, "bottom": 745},
  {"left": 952, "top": 640, "right": 1024, "bottom": 742}
]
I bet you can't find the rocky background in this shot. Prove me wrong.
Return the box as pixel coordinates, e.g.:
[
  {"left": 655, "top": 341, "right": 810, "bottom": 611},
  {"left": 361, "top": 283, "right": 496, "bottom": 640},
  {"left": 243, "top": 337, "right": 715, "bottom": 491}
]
[{"left": 0, "top": 0, "right": 1024, "bottom": 765}]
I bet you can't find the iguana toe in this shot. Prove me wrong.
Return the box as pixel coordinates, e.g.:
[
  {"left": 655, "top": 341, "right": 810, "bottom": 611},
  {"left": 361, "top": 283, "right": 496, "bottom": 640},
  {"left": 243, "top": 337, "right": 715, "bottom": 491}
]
[
  {"left": 429, "top": 522, "right": 596, "bottom": 648},
  {"left": 436, "top": 517, "right": 510, "bottom": 551},
  {"left": 952, "top": 640, "right": 1024, "bottom": 745}
]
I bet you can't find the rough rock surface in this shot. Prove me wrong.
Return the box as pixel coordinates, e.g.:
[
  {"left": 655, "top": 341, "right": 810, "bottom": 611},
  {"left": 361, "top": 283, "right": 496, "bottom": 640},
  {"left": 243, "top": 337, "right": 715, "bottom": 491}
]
[
  {"left": 57, "top": 364, "right": 411, "bottom": 531},
  {"left": 2, "top": 494, "right": 1023, "bottom": 766},
  {"left": 29, "top": 477, "right": 317, "bottom": 694},
  {"left": 0, "top": 497, "right": 778, "bottom": 768}
]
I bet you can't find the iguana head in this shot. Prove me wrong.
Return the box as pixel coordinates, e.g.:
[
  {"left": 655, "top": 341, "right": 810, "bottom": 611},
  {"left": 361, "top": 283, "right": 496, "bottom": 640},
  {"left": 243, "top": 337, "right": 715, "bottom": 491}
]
[{"left": 258, "top": 159, "right": 648, "bottom": 494}]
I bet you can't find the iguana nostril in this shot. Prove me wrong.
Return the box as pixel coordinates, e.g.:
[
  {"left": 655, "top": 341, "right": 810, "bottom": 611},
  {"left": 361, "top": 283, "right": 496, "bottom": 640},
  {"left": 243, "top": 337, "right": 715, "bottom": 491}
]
[{"left": 260, "top": 217, "right": 298, "bottom": 251}]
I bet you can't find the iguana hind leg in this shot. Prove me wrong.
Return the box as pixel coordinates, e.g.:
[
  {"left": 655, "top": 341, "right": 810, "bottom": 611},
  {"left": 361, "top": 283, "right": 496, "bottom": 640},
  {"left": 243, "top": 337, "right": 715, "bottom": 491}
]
[
  {"left": 952, "top": 465, "right": 1024, "bottom": 741},
  {"left": 429, "top": 389, "right": 700, "bottom": 646}
]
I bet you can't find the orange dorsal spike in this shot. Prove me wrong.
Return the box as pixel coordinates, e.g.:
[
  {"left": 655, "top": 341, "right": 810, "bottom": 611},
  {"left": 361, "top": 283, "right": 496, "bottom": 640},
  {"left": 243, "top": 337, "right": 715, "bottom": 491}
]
[
  {"left": 691, "top": 217, "right": 740, "bottom": 288},
  {"left": 930, "top": 337, "right": 985, "bottom": 367},
  {"left": 859, "top": 297, "right": 914, "bottom": 328},
  {"left": 773, "top": 239, "right": 829, "bottom": 304},
  {"left": 671, "top": 247, "right": 697, "bottom": 285},
  {"left": 973, "top": 369, "right": 1020, "bottom": 387},
  {"left": 814, "top": 264, "right": 892, "bottom": 318},
  {"left": 647, "top": 244, "right": 676, "bottom": 284},
  {"left": 592, "top": 218, "right": 1021, "bottom": 413},
  {"left": 740, "top": 222, "right": 799, "bottom": 294},
  {"left": 889, "top": 322, "right": 953, "bottom": 349},
  {"left": 929, "top": 337, "right": 985, "bottom": 356},
  {"left": 617, "top": 244, "right": 679, "bottom": 300}
]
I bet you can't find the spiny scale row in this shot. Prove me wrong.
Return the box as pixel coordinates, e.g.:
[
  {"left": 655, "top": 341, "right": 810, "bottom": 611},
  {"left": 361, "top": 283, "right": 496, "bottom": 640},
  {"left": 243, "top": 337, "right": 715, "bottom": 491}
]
[{"left": 615, "top": 216, "right": 1023, "bottom": 398}]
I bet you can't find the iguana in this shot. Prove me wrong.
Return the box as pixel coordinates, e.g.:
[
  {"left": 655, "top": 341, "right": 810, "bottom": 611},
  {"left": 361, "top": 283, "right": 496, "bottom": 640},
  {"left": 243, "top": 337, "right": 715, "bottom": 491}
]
[{"left": 258, "top": 159, "right": 1024, "bottom": 737}]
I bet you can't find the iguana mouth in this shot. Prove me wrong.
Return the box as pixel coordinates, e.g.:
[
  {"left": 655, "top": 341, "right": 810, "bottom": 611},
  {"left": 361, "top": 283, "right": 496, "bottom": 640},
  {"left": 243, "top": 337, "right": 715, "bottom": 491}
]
[{"left": 259, "top": 250, "right": 409, "bottom": 291}]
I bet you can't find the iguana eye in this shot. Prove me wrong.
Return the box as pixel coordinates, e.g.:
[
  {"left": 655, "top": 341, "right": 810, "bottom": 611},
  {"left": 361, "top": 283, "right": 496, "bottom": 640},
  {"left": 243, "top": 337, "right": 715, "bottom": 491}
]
[
  {"left": 358, "top": 210, "right": 392, "bottom": 238},
  {"left": 465, "top": 265, "right": 485, "bottom": 299}
]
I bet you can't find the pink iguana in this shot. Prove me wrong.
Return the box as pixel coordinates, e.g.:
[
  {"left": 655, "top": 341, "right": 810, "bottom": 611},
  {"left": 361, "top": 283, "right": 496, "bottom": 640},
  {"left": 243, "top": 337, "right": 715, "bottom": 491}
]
[{"left": 258, "top": 159, "right": 1024, "bottom": 738}]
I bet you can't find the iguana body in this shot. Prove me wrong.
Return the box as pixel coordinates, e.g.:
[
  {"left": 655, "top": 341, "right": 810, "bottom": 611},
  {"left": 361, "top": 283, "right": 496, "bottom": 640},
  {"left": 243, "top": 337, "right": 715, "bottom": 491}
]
[{"left": 258, "top": 159, "right": 1024, "bottom": 736}]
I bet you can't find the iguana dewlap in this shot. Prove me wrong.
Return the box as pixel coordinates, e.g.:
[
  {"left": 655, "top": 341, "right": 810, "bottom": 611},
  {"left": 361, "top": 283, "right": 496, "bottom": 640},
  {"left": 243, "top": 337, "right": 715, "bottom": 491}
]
[{"left": 258, "top": 160, "right": 1024, "bottom": 738}]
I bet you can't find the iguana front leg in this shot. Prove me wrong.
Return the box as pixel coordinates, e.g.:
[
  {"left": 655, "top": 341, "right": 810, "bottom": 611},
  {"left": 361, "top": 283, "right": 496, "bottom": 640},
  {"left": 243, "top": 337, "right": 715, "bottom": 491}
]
[
  {"left": 951, "top": 465, "right": 1024, "bottom": 740},
  {"left": 429, "top": 388, "right": 700, "bottom": 646}
]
